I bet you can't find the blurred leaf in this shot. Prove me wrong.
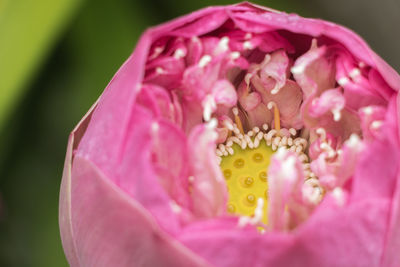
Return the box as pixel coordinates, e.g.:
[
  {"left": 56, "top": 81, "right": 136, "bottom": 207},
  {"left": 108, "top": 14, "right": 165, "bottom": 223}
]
[
  {"left": 0, "top": 1, "right": 155, "bottom": 266},
  {"left": 0, "top": 0, "right": 83, "bottom": 131}
]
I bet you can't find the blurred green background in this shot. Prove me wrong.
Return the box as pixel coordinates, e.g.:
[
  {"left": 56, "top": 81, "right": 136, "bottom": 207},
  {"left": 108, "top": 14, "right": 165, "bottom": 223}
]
[{"left": 0, "top": 0, "right": 398, "bottom": 266}]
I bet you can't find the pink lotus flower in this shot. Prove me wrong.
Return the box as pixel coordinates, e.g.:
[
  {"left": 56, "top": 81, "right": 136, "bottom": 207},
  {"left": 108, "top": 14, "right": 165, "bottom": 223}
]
[{"left": 59, "top": 2, "right": 400, "bottom": 267}]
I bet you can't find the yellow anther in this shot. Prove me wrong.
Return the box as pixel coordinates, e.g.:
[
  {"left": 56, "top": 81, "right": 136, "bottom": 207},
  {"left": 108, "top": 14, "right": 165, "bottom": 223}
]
[
  {"left": 264, "top": 189, "right": 268, "bottom": 199},
  {"left": 268, "top": 101, "right": 281, "bottom": 132},
  {"left": 233, "top": 107, "right": 245, "bottom": 134}
]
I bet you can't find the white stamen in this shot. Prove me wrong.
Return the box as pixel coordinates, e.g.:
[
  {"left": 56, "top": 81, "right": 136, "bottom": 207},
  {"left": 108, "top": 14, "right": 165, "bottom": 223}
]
[
  {"left": 202, "top": 95, "right": 216, "bottom": 122},
  {"left": 299, "top": 154, "right": 308, "bottom": 163},
  {"left": 232, "top": 107, "right": 239, "bottom": 116},
  {"left": 216, "top": 37, "right": 230, "bottom": 54},
  {"left": 262, "top": 123, "right": 269, "bottom": 131},
  {"left": 243, "top": 41, "right": 253, "bottom": 50},
  {"left": 361, "top": 106, "right": 373, "bottom": 115},
  {"left": 199, "top": 55, "right": 212, "bottom": 67},
  {"left": 281, "top": 136, "right": 288, "bottom": 146},
  {"left": 267, "top": 101, "right": 277, "bottom": 110},
  {"left": 273, "top": 136, "right": 281, "bottom": 146},
  {"left": 349, "top": 68, "right": 361, "bottom": 79},
  {"left": 223, "top": 120, "right": 234, "bottom": 130},
  {"left": 289, "top": 128, "right": 297, "bottom": 136},
  {"left": 151, "top": 122, "right": 159, "bottom": 133},
  {"left": 338, "top": 77, "right": 349, "bottom": 86},
  {"left": 332, "top": 109, "right": 342, "bottom": 121},
  {"left": 287, "top": 137, "right": 293, "bottom": 146},
  {"left": 332, "top": 187, "right": 346, "bottom": 207},
  {"left": 150, "top": 46, "right": 164, "bottom": 60},
  {"left": 294, "top": 138, "right": 307, "bottom": 147},
  {"left": 371, "top": 120, "right": 383, "bottom": 130},
  {"left": 231, "top": 51, "right": 240, "bottom": 60},
  {"left": 218, "top": 144, "right": 226, "bottom": 153},
  {"left": 206, "top": 118, "right": 218, "bottom": 129},
  {"left": 346, "top": 134, "right": 361, "bottom": 149},
  {"left": 244, "top": 32, "right": 252, "bottom": 40},
  {"left": 271, "top": 86, "right": 281, "bottom": 95},
  {"left": 191, "top": 36, "right": 200, "bottom": 43},
  {"left": 244, "top": 73, "right": 253, "bottom": 85},
  {"left": 173, "top": 48, "right": 185, "bottom": 59},
  {"left": 266, "top": 130, "right": 277, "bottom": 146},
  {"left": 240, "top": 139, "right": 247, "bottom": 149},
  {"left": 156, "top": 67, "right": 165, "bottom": 74},
  {"left": 170, "top": 201, "right": 182, "bottom": 214},
  {"left": 291, "top": 63, "right": 305, "bottom": 75},
  {"left": 229, "top": 136, "right": 241, "bottom": 145}
]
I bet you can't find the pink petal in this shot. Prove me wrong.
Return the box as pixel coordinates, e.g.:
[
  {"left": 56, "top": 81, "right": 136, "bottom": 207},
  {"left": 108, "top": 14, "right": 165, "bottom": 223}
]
[
  {"left": 137, "top": 84, "right": 182, "bottom": 125},
  {"left": 211, "top": 79, "right": 237, "bottom": 108},
  {"left": 238, "top": 80, "right": 261, "bottom": 111},
  {"left": 308, "top": 88, "right": 345, "bottom": 120},
  {"left": 258, "top": 50, "right": 290, "bottom": 94},
  {"left": 188, "top": 122, "right": 228, "bottom": 218},
  {"left": 151, "top": 119, "right": 192, "bottom": 211},
  {"left": 66, "top": 156, "right": 209, "bottom": 266},
  {"left": 246, "top": 102, "right": 273, "bottom": 129},
  {"left": 292, "top": 42, "right": 336, "bottom": 99},
  {"left": 268, "top": 149, "right": 306, "bottom": 231}
]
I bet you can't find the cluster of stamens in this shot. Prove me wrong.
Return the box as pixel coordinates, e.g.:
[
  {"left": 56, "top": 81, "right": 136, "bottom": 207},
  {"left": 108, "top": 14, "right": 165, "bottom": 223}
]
[{"left": 216, "top": 106, "right": 320, "bottom": 225}]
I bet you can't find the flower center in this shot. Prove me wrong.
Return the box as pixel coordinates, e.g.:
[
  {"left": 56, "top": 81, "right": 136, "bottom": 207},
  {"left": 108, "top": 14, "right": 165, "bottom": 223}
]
[
  {"left": 220, "top": 137, "right": 273, "bottom": 224},
  {"left": 217, "top": 107, "right": 312, "bottom": 225}
]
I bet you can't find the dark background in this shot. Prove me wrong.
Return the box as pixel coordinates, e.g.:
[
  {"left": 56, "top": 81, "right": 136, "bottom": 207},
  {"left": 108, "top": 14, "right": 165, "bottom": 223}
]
[{"left": 0, "top": 0, "right": 399, "bottom": 266}]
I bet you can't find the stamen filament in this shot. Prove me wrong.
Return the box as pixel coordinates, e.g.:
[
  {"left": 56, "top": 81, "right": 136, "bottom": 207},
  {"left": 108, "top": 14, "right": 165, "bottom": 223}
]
[
  {"left": 267, "top": 101, "right": 281, "bottom": 132},
  {"left": 233, "top": 107, "right": 245, "bottom": 134}
]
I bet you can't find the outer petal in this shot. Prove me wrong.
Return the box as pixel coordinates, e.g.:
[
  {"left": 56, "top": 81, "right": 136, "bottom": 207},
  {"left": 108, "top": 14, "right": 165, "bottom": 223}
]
[
  {"left": 381, "top": 94, "right": 400, "bottom": 267},
  {"left": 68, "top": 156, "right": 210, "bottom": 267},
  {"left": 178, "top": 198, "right": 389, "bottom": 267},
  {"left": 59, "top": 106, "right": 209, "bottom": 267}
]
